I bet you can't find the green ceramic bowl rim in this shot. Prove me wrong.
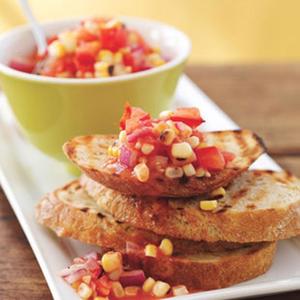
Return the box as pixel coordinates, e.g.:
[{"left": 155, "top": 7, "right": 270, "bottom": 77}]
[{"left": 0, "top": 16, "right": 191, "bottom": 85}]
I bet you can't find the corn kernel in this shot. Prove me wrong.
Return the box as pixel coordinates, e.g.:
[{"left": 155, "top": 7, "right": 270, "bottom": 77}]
[
  {"left": 114, "top": 52, "right": 123, "bottom": 64},
  {"left": 145, "top": 244, "right": 158, "bottom": 257},
  {"left": 108, "top": 146, "right": 120, "bottom": 157},
  {"left": 186, "top": 136, "right": 200, "bottom": 148},
  {"left": 71, "top": 281, "right": 81, "bottom": 290},
  {"left": 84, "top": 20, "right": 100, "bottom": 34},
  {"left": 166, "top": 120, "right": 179, "bottom": 134},
  {"left": 95, "top": 61, "right": 109, "bottom": 72},
  {"left": 148, "top": 53, "right": 165, "bottom": 67},
  {"left": 97, "top": 50, "right": 114, "bottom": 64},
  {"left": 171, "top": 142, "right": 193, "bottom": 159},
  {"left": 165, "top": 167, "right": 183, "bottom": 179},
  {"left": 95, "top": 71, "right": 109, "bottom": 78},
  {"left": 200, "top": 200, "right": 218, "bottom": 211},
  {"left": 94, "top": 297, "right": 109, "bottom": 300},
  {"left": 182, "top": 164, "right": 196, "bottom": 177},
  {"left": 101, "top": 251, "right": 122, "bottom": 273},
  {"left": 48, "top": 40, "right": 65, "bottom": 58},
  {"left": 77, "top": 282, "right": 93, "bottom": 299},
  {"left": 135, "top": 141, "right": 142, "bottom": 149},
  {"left": 119, "top": 130, "right": 127, "bottom": 143},
  {"left": 159, "top": 238, "right": 173, "bottom": 256},
  {"left": 82, "top": 275, "right": 91, "bottom": 284},
  {"left": 141, "top": 143, "right": 154, "bottom": 155},
  {"left": 108, "top": 268, "right": 123, "bottom": 281},
  {"left": 134, "top": 163, "right": 150, "bottom": 182},
  {"left": 112, "top": 281, "right": 125, "bottom": 298},
  {"left": 84, "top": 72, "right": 94, "bottom": 78},
  {"left": 105, "top": 18, "right": 122, "bottom": 29},
  {"left": 210, "top": 187, "right": 226, "bottom": 197},
  {"left": 176, "top": 122, "right": 192, "bottom": 138},
  {"left": 152, "top": 281, "right": 170, "bottom": 298},
  {"left": 124, "top": 286, "right": 139, "bottom": 296},
  {"left": 58, "top": 31, "right": 77, "bottom": 53},
  {"left": 159, "top": 110, "right": 173, "bottom": 119},
  {"left": 195, "top": 167, "right": 206, "bottom": 177},
  {"left": 153, "top": 122, "right": 168, "bottom": 135},
  {"left": 159, "top": 128, "right": 176, "bottom": 145},
  {"left": 172, "top": 285, "right": 189, "bottom": 296},
  {"left": 142, "top": 277, "right": 156, "bottom": 293},
  {"left": 205, "top": 170, "right": 211, "bottom": 177}
]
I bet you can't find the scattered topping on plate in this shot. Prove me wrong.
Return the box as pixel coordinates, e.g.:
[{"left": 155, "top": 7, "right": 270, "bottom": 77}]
[
  {"left": 61, "top": 250, "right": 189, "bottom": 299},
  {"left": 9, "top": 18, "right": 166, "bottom": 78},
  {"left": 108, "top": 104, "right": 235, "bottom": 183}
]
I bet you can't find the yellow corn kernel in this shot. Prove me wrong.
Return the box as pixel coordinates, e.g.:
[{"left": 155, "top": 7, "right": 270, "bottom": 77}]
[
  {"left": 119, "top": 130, "right": 127, "bottom": 143},
  {"left": 171, "top": 142, "right": 193, "bottom": 159},
  {"left": 135, "top": 141, "right": 142, "bottom": 149},
  {"left": 84, "top": 20, "right": 100, "bottom": 34},
  {"left": 152, "top": 281, "right": 170, "bottom": 298},
  {"left": 114, "top": 52, "right": 123, "bottom": 64},
  {"left": 77, "top": 282, "right": 93, "bottom": 299},
  {"left": 141, "top": 143, "right": 154, "bottom": 155},
  {"left": 159, "top": 238, "right": 173, "bottom": 256},
  {"left": 186, "top": 136, "right": 200, "bottom": 148},
  {"left": 176, "top": 122, "right": 192, "bottom": 138},
  {"left": 195, "top": 167, "right": 206, "bottom": 177},
  {"left": 172, "top": 285, "right": 189, "bottom": 296},
  {"left": 101, "top": 251, "right": 122, "bottom": 273},
  {"left": 105, "top": 18, "right": 123, "bottom": 29},
  {"left": 94, "top": 297, "right": 109, "bottom": 300},
  {"left": 107, "top": 146, "right": 119, "bottom": 157},
  {"left": 148, "top": 53, "right": 165, "bottom": 67},
  {"left": 124, "top": 286, "right": 139, "bottom": 296},
  {"left": 165, "top": 167, "right": 184, "bottom": 179},
  {"left": 142, "top": 277, "right": 156, "bottom": 293},
  {"left": 200, "top": 200, "right": 218, "bottom": 211},
  {"left": 108, "top": 268, "right": 123, "bottom": 281},
  {"left": 159, "top": 128, "right": 176, "bottom": 145},
  {"left": 133, "top": 163, "right": 150, "bottom": 182},
  {"left": 112, "top": 281, "right": 125, "bottom": 298},
  {"left": 153, "top": 122, "right": 168, "bottom": 135},
  {"left": 58, "top": 31, "right": 77, "bottom": 53},
  {"left": 71, "top": 281, "right": 81, "bottom": 290},
  {"left": 95, "top": 71, "right": 109, "bottom": 78},
  {"left": 97, "top": 50, "right": 114, "bottom": 64},
  {"left": 210, "top": 187, "right": 226, "bottom": 197},
  {"left": 166, "top": 120, "right": 180, "bottom": 134},
  {"left": 82, "top": 275, "right": 91, "bottom": 285},
  {"left": 182, "top": 163, "right": 196, "bottom": 177},
  {"left": 145, "top": 244, "right": 158, "bottom": 257},
  {"left": 48, "top": 40, "right": 66, "bottom": 58},
  {"left": 159, "top": 110, "right": 173, "bottom": 119},
  {"left": 94, "top": 61, "right": 110, "bottom": 75},
  {"left": 84, "top": 72, "right": 94, "bottom": 78}
]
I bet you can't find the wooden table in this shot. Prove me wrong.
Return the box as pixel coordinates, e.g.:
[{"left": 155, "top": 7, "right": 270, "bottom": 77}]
[{"left": 0, "top": 64, "right": 300, "bottom": 299}]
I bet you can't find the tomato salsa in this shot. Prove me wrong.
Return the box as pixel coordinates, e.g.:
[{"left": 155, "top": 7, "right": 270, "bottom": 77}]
[
  {"left": 108, "top": 104, "right": 235, "bottom": 183},
  {"left": 9, "top": 18, "right": 166, "bottom": 78}
]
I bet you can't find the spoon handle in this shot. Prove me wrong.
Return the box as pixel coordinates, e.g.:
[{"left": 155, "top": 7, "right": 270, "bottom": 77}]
[{"left": 18, "top": 0, "right": 47, "bottom": 55}]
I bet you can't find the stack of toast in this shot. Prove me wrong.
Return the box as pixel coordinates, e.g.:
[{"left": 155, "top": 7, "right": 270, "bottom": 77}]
[{"left": 36, "top": 128, "right": 300, "bottom": 291}]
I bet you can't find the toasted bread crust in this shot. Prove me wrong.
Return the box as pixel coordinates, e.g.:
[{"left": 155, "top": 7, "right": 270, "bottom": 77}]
[
  {"left": 63, "top": 130, "right": 265, "bottom": 197},
  {"left": 81, "top": 170, "right": 300, "bottom": 243},
  {"left": 35, "top": 181, "right": 276, "bottom": 290}
]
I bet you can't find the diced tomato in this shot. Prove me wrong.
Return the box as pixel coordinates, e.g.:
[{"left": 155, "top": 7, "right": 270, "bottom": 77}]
[
  {"left": 120, "top": 103, "right": 132, "bottom": 130},
  {"left": 101, "top": 27, "right": 127, "bottom": 52},
  {"left": 222, "top": 151, "right": 235, "bottom": 163},
  {"left": 125, "top": 118, "right": 141, "bottom": 134},
  {"left": 95, "top": 275, "right": 112, "bottom": 296},
  {"left": 195, "top": 146, "right": 226, "bottom": 171},
  {"left": 75, "top": 41, "right": 100, "bottom": 71},
  {"left": 170, "top": 107, "right": 204, "bottom": 128},
  {"left": 127, "top": 127, "right": 154, "bottom": 143},
  {"left": 9, "top": 57, "right": 35, "bottom": 73},
  {"left": 131, "top": 106, "right": 150, "bottom": 121},
  {"left": 76, "top": 27, "right": 99, "bottom": 42},
  {"left": 123, "top": 48, "right": 148, "bottom": 72}
]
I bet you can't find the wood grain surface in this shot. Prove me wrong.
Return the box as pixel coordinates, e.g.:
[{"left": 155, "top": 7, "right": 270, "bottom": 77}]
[{"left": 0, "top": 64, "right": 299, "bottom": 299}]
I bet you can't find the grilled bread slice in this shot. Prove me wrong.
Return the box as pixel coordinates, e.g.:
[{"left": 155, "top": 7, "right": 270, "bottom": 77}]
[
  {"left": 63, "top": 130, "right": 265, "bottom": 197},
  {"left": 36, "top": 180, "right": 276, "bottom": 290},
  {"left": 81, "top": 170, "right": 300, "bottom": 243}
]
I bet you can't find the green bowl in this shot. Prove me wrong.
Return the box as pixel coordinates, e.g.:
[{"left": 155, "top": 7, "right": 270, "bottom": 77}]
[{"left": 0, "top": 17, "right": 190, "bottom": 161}]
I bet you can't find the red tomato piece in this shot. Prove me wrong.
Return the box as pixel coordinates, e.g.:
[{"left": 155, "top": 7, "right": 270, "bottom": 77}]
[
  {"left": 127, "top": 127, "right": 154, "bottom": 143},
  {"left": 9, "top": 57, "right": 35, "bottom": 73},
  {"left": 123, "top": 48, "right": 147, "bottom": 72},
  {"left": 95, "top": 275, "right": 112, "bottom": 296},
  {"left": 75, "top": 41, "right": 100, "bottom": 71},
  {"left": 120, "top": 103, "right": 132, "bottom": 130},
  {"left": 195, "top": 146, "right": 226, "bottom": 171},
  {"left": 101, "top": 27, "right": 127, "bottom": 52},
  {"left": 170, "top": 107, "right": 204, "bottom": 128},
  {"left": 76, "top": 27, "right": 99, "bottom": 42},
  {"left": 222, "top": 151, "right": 236, "bottom": 163}
]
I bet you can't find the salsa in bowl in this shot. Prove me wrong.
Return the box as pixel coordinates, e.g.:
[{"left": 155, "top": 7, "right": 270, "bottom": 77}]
[{"left": 0, "top": 17, "right": 190, "bottom": 161}]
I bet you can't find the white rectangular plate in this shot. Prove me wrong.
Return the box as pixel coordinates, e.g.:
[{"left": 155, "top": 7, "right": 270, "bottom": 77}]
[{"left": 0, "top": 75, "right": 300, "bottom": 300}]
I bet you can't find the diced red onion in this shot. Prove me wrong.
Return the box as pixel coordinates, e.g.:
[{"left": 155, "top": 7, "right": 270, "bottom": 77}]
[
  {"left": 83, "top": 251, "right": 99, "bottom": 261},
  {"left": 60, "top": 263, "right": 86, "bottom": 277},
  {"left": 63, "top": 269, "right": 88, "bottom": 284},
  {"left": 119, "top": 270, "right": 146, "bottom": 287},
  {"left": 119, "top": 145, "right": 137, "bottom": 168}
]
